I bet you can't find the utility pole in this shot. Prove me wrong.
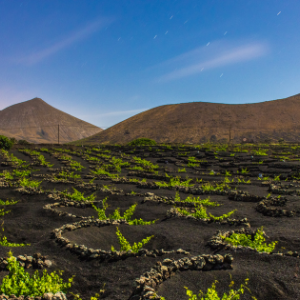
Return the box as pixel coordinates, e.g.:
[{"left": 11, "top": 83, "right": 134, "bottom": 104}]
[
  {"left": 229, "top": 124, "right": 232, "bottom": 146},
  {"left": 58, "top": 124, "right": 59, "bottom": 145}
]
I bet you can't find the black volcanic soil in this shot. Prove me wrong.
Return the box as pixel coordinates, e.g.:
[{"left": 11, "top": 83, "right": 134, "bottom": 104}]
[{"left": 0, "top": 146, "right": 300, "bottom": 300}]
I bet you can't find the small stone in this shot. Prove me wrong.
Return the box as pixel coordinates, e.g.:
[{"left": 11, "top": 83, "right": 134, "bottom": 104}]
[
  {"left": 17, "top": 255, "right": 26, "bottom": 261},
  {"left": 43, "top": 260, "right": 52, "bottom": 268},
  {"left": 43, "top": 294, "right": 53, "bottom": 300}
]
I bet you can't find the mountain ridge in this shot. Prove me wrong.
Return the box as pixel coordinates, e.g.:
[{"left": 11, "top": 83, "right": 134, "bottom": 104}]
[
  {"left": 0, "top": 97, "right": 103, "bottom": 144},
  {"left": 68, "top": 93, "right": 300, "bottom": 145}
]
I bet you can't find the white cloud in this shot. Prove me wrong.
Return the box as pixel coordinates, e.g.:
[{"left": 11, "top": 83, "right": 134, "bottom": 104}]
[
  {"left": 277, "top": 11, "right": 281, "bottom": 16},
  {"left": 10, "top": 17, "right": 115, "bottom": 66},
  {"left": 152, "top": 38, "right": 270, "bottom": 82}
]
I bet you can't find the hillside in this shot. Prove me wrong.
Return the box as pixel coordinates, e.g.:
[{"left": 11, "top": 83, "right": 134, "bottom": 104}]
[
  {"left": 0, "top": 98, "right": 103, "bottom": 144},
  {"left": 68, "top": 93, "right": 300, "bottom": 145}
]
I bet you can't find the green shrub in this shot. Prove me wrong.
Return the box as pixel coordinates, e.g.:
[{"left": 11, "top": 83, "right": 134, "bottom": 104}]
[
  {"left": 126, "top": 138, "right": 157, "bottom": 146},
  {"left": 0, "top": 135, "right": 13, "bottom": 151},
  {"left": 18, "top": 139, "right": 30, "bottom": 145},
  {"left": 9, "top": 137, "right": 17, "bottom": 144},
  {"left": 220, "top": 226, "right": 278, "bottom": 253}
]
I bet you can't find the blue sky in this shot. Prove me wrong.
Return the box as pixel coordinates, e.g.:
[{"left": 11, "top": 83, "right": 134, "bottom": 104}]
[{"left": 0, "top": 0, "right": 299, "bottom": 130}]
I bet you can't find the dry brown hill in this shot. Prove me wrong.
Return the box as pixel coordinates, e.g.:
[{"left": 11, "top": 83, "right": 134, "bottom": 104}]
[
  {"left": 0, "top": 97, "right": 103, "bottom": 144},
  {"left": 68, "top": 93, "right": 300, "bottom": 145}
]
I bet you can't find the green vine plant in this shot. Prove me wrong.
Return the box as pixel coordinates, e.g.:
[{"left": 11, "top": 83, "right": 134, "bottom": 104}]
[
  {"left": 128, "top": 165, "right": 144, "bottom": 171},
  {"left": 55, "top": 170, "right": 81, "bottom": 180},
  {"left": 0, "top": 250, "right": 75, "bottom": 297},
  {"left": 19, "top": 162, "right": 32, "bottom": 169},
  {"left": 209, "top": 170, "right": 216, "bottom": 176},
  {"left": 155, "top": 176, "right": 194, "bottom": 188},
  {"left": 252, "top": 148, "right": 268, "bottom": 156},
  {"left": 0, "top": 199, "right": 18, "bottom": 206},
  {"left": 12, "top": 169, "right": 31, "bottom": 178},
  {"left": 225, "top": 170, "right": 232, "bottom": 176},
  {"left": 60, "top": 154, "right": 72, "bottom": 161},
  {"left": 69, "top": 161, "right": 85, "bottom": 171},
  {"left": 97, "top": 153, "right": 111, "bottom": 159},
  {"left": 36, "top": 155, "right": 53, "bottom": 167},
  {"left": 240, "top": 167, "right": 249, "bottom": 174},
  {"left": 91, "top": 197, "right": 159, "bottom": 226},
  {"left": 222, "top": 177, "right": 251, "bottom": 185},
  {"left": 187, "top": 162, "right": 200, "bottom": 167},
  {"left": 195, "top": 178, "right": 203, "bottom": 183},
  {"left": 293, "top": 173, "right": 300, "bottom": 180},
  {"left": 84, "top": 155, "right": 100, "bottom": 162},
  {"left": 110, "top": 164, "right": 122, "bottom": 173},
  {"left": 3, "top": 150, "right": 27, "bottom": 167},
  {"left": 60, "top": 188, "right": 96, "bottom": 202},
  {"left": 173, "top": 191, "right": 221, "bottom": 207},
  {"left": 111, "top": 157, "right": 128, "bottom": 166},
  {"left": 89, "top": 177, "right": 96, "bottom": 184},
  {"left": 102, "top": 184, "right": 116, "bottom": 191},
  {"left": 110, "top": 226, "right": 154, "bottom": 254},
  {"left": 0, "top": 199, "right": 19, "bottom": 251},
  {"left": 18, "top": 178, "right": 43, "bottom": 190},
  {"left": 175, "top": 203, "right": 237, "bottom": 222},
  {"left": 128, "top": 178, "right": 139, "bottom": 183},
  {"left": 155, "top": 273, "right": 257, "bottom": 300},
  {"left": 22, "top": 149, "right": 53, "bottom": 167},
  {"left": 273, "top": 174, "right": 281, "bottom": 181},
  {"left": 265, "top": 193, "right": 282, "bottom": 200},
  {"left": 178, "top": 152, "right": 188, "bottom": 156},
  {"left": 90, "top": 167, "right": 119, "bottom": 179},
  {"left": 200, "top": 182, "right": 230, "bottom": 193},
  {"left": 132, "top": 156, "right": 159, "bottom": 170},
  {"left": 129, "top": 178, "right": 147, "bottom": 182},
  {"left": 220, "top": 226, "right": 278, "bottom": 253},
  {"left": 187, "top": 156, "right": 202, "bottom": 163},
  {"left": 69, "top": 285, "right": 105, "bottom": 300},
  {"left": 0, "top": 208, "right": 11, "bottom": 217},
  {"left": 0, "top": 221, "right": 30, "bottom": 247},
  {"left": 0, "top": 170, "right": 14, "bottom": 180}
]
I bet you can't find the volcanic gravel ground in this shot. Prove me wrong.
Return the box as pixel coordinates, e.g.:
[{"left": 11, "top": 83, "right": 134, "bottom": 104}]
[{"left": 0, "top": 147, "right": 299, "bottom": 299}]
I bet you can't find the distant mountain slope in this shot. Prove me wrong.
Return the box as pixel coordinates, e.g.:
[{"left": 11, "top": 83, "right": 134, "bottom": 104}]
[
  {"left": 0, "top": 97, "right": 103, "bottom": 144},
  {"left": 68, "top": 93, "right": 300, "bottom": 145}
]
